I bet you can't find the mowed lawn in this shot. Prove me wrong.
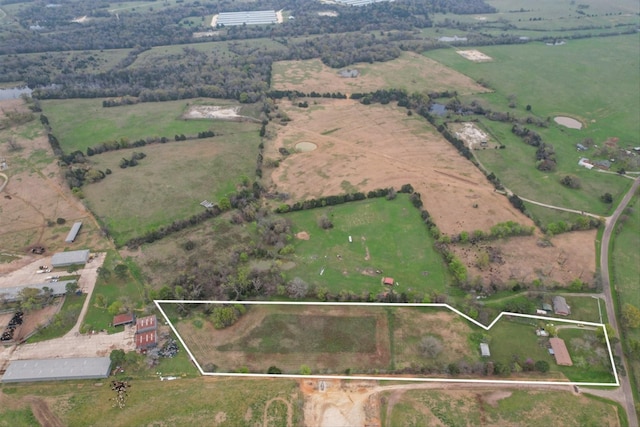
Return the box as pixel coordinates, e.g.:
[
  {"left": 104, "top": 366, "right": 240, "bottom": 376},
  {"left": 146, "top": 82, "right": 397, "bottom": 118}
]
[
  {"left": 41, "top": 98, "right": 258, "bottom": 154},
  {"left": 82, "top": 132, "right": 259, "bottom": 246},
  {"left": 283, "top": 195, "right": 449, "bottom": 296}
]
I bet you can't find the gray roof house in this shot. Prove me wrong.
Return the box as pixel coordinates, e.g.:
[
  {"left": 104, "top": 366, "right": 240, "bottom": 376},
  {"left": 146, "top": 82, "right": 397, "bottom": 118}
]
[{"left": 552, "top": 296, "right": 571, "bottom": 316}]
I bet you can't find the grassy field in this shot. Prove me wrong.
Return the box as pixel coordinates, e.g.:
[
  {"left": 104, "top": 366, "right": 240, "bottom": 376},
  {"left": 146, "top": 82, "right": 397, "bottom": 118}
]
[
  {"left": 0, "top": 377, "right": 302, "bottom": 427},
  {"left": 383, "top": 388, "right": 623, "bottom": 427},
  {"left": 26, "top": 294, "right": 86, "bottom": 343},
  {"left": 271, "top": 51, "right": 490, "bottom": 95},
  {"left": 426, "top": 36, "right": 640, "bottom": 144},
  {"left": 283, "top": 195, "right": 450, "bottom": 296},
  {"left": 41, "top": 98, "right": 260, "bottom": 154},
  {"left": 472, "top": 118, "right": 633, "bottom": 215},
  {"left": 557, "top": 327, "right": 616, "bottom": 383},
  {"left": 81, "top": 127, "right": 259, "bottom": 246},
  {"left": 82, "top": 251, "right": 146, "bottom": 334}
]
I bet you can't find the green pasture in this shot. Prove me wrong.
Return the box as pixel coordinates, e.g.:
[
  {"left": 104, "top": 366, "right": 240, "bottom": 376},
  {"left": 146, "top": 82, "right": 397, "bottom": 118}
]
[
  {"left": 81, "top": 127, "right": 259, "bottom": 246},
  {"left": 217, "top": 312, "right": 378, "bottom": 354},
  {"left": 26, "top": 294, "right": 86, "bottom": 343},
  {"left": 82, "top": 251, "right": 146, "bottom": 333},
  {"left": 41, "top": 98, "right": 258, "bottom": 154},
  {"left": 0, "top": 407, "right": 38, "bottom": 427},
  {"left": 283, "top": 195, "right": 450, "bottom": 296},
  {"left": 473, "top": 119, "right": 632, "bottom": 215},
  {"left": 524, "top": 202, "right": 594, "bottom": 228},
  {"left": 0, "top": 378, "right": 302, "bottom": 427},
  {"left": 560, "top": 295, "right": 607, "bottom": 324},
  {"left": 427, "top": 35, "right": 640, "bottom": 144}
]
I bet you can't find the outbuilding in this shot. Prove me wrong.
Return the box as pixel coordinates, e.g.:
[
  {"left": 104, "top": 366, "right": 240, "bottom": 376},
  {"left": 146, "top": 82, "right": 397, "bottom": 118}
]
[
  {"left": 1, "top": 357, "right": 111, "bottom": 383},
  {"left": 480, "top": 343, "right": 491, "bottom": 357},
  {"left": 549, "top": 337, "right": 573, "bottom": 366},
  {"left": 382, "top": 277, "right": 394, "bottom": 286},
  {"left": 113, "top": 313, "right": 135, "bottom": 327},
  {"left": 51, "top": 249, "right": 90, "bottom": 268},
  {"left": 135, "top": 330, "right": 157, "bottom": 351},
  {"left": 65, "top": 221, "right": 82, "bottom": 243},
  {"left": 136, "top": 315, "right": 157, "bottom": 333}
]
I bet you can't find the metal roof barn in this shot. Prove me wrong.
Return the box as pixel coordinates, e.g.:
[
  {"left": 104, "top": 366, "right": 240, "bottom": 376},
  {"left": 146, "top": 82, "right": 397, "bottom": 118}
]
[
  {"left": 216, "top": 10, "right": 277, "bottom": 26},
  {"left": 51, "top": 249, "right": 90, "bottom": 267},
  {"left": 0, "top": 280, "right": 76, "bottom": 302},
  {"left": 335, "top": 0, "right": 393, "bottom": 6},
  {"left": 65, "top": 221, "right": 83, "bottom": 243},
  {"left": 1, "top": 357, "right": 111, "bottom": 383}
]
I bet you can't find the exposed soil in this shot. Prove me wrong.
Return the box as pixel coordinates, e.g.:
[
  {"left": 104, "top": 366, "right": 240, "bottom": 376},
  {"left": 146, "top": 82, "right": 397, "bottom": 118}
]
[
  {"left": 452, "top": 230, "right": 597, "bottom": 287},
  {"left": 271, "top": 52, "right": 490, "bottom": 96},
  {"left": 296, "top": 231, "right": 310, "bottom": 240},
  {"left": 26, "top": 396, "right": 65, "bottom": 427},
  {"left": 0, "top": 99, "right": 108, "bottom": 256},
  {"left": 457, "top": 49, "right": 493, "bottom": 62},
  {"left": 182, "top": 105, "right": 258, "bottom": 122},
  {"left": 266, "top": 99, "right": 533, "bottom": 237}
]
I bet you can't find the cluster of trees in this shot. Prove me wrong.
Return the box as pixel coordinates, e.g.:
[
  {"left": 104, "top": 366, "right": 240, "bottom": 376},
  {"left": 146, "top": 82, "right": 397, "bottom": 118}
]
[
  {"left": 449, "top": 221, "right": 535, "bottom": 244},
  {"left": 274, "top": 185, "right": 413, "bottom": 214},
  {"left": 119, "top": 151, "right": 146, "bottom": 169},
  {"left": 543, "top": 216, "right": 602, "bottom": 236},
  {"left": 210, "top": 304, "right": 247, "bottom": 329}
]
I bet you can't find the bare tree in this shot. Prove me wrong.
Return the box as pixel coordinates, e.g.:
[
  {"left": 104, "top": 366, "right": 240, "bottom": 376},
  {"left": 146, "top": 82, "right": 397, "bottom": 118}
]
[
  {"left": 287, "top": 277, "right": 310, "bottom": 299},
  {"left": 419, "top": 335, "right": 443, "bottom": 358}
]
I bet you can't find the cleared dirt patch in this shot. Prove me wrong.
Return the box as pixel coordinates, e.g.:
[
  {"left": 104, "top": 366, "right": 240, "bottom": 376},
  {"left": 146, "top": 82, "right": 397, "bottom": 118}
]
[
  {"left": 183, "top": 105, "right": 242, "bottom": 120},
  {"left": 450, "top": 122, "right": 498, "bottom": 149},
  {"left": 457, "top": 49, "right": 493, "bottom": 62},
  {"left": 452, "top": 230, "right": 597, "bottom": 287},
  {"left": 296, "top": 231, "right": 310, "bottom": 240}
]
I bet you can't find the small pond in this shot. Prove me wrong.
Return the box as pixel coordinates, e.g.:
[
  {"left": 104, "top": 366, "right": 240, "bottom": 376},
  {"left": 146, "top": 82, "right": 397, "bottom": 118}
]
[
  {"left": 0, "top": 87, "right": 32, "bottom": 101},
  {"left": 429, "top": 103, "right": 447, "bottom": 116}
]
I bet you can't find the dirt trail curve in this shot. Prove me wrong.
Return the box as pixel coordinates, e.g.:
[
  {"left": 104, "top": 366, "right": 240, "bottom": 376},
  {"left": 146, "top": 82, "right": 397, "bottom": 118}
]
[{"left": 600, "top": 176, "right": 640, "bottom": 427}]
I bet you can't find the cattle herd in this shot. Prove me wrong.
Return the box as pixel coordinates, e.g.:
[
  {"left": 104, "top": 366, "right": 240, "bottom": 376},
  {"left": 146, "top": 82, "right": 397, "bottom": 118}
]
[{"left": 1, "top": 311, "right": 23, "bottom": 342}]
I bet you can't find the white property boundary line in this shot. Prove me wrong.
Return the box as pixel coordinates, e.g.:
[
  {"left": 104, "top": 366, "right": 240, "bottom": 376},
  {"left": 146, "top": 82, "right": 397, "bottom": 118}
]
[{"left": 153, "top": 300, "right": 619, "bottom": 387}]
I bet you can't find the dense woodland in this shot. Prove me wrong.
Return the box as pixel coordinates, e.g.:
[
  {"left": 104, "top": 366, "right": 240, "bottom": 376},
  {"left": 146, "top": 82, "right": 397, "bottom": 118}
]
[{"left": 0, "top": 0, "right": 503, "bottom": 100}]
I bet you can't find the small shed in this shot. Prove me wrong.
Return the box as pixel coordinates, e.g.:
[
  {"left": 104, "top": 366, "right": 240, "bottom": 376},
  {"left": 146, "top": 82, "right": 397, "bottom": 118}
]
[
  {"left": 480, "top": 343, "right": 491, "bottom": 357},
  {"left": 65, "top": 221, "right": 82, "bottom": 243},
  {"left": 382, "top": 277, "right": 394, "bottom": 286},
  {"left": 136, "top": 315, "right": 157, "bottom": 333},
  {"left": 113, "top": 313, "right": 135, "bottom": 327},
  {"left": 549, "top": 337, "right": 573, "bottom": 366},
  {"left": 542, "top": 303, "right": 553, "bottom": 312},
  {"left": 135, "top": 330, "right": 157, "bottom": 351},
  {"left": 51, "top": 249, "right": 90, "bottom": 268},
  {"left": 552, "top": 296, "right": 571, "bottom": 316}
]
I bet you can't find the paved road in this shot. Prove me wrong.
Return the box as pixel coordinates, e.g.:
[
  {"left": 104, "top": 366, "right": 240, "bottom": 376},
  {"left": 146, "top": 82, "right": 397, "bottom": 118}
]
[{"left": 598, "top": 176, "right": 640, "bottom": 427}]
